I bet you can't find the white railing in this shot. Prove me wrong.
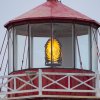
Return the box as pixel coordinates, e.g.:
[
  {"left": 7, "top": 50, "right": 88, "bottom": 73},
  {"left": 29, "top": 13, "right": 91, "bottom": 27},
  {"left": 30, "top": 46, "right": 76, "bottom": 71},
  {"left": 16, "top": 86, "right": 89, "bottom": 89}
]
[{"left": 0, "top": 69, "right": 99, "bottom": 100}]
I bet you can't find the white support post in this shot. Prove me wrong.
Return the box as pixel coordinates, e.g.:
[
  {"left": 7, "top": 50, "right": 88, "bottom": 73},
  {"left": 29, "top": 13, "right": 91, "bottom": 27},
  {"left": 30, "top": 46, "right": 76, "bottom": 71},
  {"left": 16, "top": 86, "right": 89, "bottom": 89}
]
[
  {"left": 68, "top": 75, "right": 70, "bottom": 90},
  {"left": 28, "top": 24, "right": 33, "bottom": 68},
  {"left": 14, "top": 77, "right": 16, "bottom": 91},
  {"left": 96, "top": 71, "right": 100, "bottom": 97},
  {"left": 38, "top": 69, "right": 42, "bottom": 96}
]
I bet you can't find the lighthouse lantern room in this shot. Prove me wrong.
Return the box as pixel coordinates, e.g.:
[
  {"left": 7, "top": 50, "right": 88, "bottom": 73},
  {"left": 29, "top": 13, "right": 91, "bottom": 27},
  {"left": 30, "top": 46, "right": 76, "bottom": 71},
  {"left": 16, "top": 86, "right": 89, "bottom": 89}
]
[{"left": 0, "top": 0, "right": 100, "bottom": 99}]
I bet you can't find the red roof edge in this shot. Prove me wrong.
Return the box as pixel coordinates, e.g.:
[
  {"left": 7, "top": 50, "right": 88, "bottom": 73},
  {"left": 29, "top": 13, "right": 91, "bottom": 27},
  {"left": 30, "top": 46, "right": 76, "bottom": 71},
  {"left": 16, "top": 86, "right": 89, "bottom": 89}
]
[{"left": 5, "top": 17, "right": 100, "bottom": 29}]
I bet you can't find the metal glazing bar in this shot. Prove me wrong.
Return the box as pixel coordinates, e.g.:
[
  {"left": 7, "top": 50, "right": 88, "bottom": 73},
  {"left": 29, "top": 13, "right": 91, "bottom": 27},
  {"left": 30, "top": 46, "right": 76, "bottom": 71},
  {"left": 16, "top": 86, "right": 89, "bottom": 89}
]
[
  {"left": 51, "top": 23, "right": 54, "bottom": 67},
  {"left": 28, "top": 24, "right": 32, "bottom": 69},
  {"left": 72, "top": 24, "right": 76, "bottom": 68},
  {"left": 89, "top": 26, "right": 92, "bottom": 70}
]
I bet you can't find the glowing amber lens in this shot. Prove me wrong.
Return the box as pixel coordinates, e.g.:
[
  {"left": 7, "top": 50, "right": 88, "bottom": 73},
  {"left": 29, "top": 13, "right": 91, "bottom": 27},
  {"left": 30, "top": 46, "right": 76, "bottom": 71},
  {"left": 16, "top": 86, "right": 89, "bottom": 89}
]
[{"left": 46, "top": 38, "right": 61, "bottom": 62}]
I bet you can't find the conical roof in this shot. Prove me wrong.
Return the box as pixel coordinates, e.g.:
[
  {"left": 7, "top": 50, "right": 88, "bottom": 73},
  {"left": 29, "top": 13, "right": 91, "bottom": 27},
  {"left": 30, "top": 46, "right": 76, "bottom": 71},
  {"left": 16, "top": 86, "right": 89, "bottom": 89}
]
[{"left": 5, "top": 0, "right": 100, "bottom": 28}]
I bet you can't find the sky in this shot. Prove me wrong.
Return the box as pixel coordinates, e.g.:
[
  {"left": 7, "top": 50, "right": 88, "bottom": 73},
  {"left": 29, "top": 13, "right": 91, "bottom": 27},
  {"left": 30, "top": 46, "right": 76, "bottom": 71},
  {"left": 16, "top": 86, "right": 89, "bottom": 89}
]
[
  {"left": 0, "top": 0, "right": 100, "bottom": 42},
  {"left": 0, "top": 0, "right": 100, "bottom": 97},
  {"left": 0, "top": 0, "right": 100, "bottom": 45},
  {"left": 0, "top": 0, "right": 100, "bottom": 73},
  {"left": 0, "top": 0, "right": 100, "bottom": 36}
]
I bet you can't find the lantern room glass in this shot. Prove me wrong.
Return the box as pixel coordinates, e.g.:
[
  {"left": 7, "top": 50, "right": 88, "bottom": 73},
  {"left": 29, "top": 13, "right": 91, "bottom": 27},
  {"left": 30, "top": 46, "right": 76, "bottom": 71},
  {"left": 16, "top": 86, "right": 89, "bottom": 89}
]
[
  {"left": 52, "top": 23, "right": 74, "bottom": 68},
  {"left": 75, "top": 24, "right": 90, "bottom": 70},
  {"left": 31, "top": 23, "right": 51, "bottom": 68},
  {"left": 31, "top": 23, "right": 74, "bottom": 68},
  {"left": 8, "top": 23, "right": 98, "bottom": 73},
  {"left": 15, "top": 25, "right": 29, "bottom": 70}
]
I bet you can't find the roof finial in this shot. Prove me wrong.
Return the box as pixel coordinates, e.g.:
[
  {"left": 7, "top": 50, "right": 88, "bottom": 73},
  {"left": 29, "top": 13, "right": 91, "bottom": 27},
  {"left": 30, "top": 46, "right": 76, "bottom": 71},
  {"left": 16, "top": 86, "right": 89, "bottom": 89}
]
[{"left": 47, "top": 0, "right": 58, "bottom": 2}]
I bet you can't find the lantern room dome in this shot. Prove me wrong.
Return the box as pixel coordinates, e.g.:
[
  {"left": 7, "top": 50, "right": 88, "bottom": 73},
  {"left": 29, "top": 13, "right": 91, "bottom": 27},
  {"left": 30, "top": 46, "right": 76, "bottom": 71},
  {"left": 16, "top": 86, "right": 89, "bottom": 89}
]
[{"left": 5, "top": 0, "right": 100, "bottom": 28}]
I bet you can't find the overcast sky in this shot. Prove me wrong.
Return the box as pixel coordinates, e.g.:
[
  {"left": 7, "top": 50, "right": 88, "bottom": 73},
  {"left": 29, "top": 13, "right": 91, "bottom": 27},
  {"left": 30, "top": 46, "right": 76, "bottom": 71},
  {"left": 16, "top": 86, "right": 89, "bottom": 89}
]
[
  {"left": 0, "top": 0, "right": 100, "bottom": 41},
  {"left": 0, "top": 1, "right": 100, "bottom": 98},
  {"left": 0, "top": 0, "right": 100, "bottom": 32},
  {"left": 0, "top": 0, "right": 100, "bottom": 72},
  {"left": 0, "top": 0, "right": 99, "bottom": 41}
]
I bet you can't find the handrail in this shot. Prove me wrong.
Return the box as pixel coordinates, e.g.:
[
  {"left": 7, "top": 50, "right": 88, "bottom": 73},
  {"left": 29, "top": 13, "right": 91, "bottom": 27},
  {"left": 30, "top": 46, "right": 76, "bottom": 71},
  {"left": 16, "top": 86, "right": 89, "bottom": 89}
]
[{"left": 0, "top": 70, "right": 98, "bottom": 99}]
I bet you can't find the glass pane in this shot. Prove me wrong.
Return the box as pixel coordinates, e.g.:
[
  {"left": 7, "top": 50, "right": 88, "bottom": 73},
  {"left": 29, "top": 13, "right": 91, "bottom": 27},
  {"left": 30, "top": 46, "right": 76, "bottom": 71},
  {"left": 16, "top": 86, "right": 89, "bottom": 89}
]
[
  {"left": 75, "top": 24, "right": 90, "bottom": 70},
  {"left": 53, "top": 23, "right": 73, "bottom": 68},
  {"left": 33, "top": 37, "right": 49, "bottom": 68},
  {"left": 31, "top": 23, "right": 51, "bottom": 68},
  {"left": 17, "top": 35, "right": 28, "bottom": 70}
]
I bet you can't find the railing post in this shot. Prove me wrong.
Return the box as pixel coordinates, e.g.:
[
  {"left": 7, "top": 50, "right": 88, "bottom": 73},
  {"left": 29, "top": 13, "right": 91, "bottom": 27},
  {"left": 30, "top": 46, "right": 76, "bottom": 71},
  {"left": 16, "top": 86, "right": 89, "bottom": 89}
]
[
  {"left": 39, "top": 69, "right": 42, "bottom": 96},
  {"left": 14, "top": 77, "right": 16, "bottom": 91},
  {"left": 68, "top": 75, "right": 70, "bottom": 90},
  {"left": 96, "top": 71, "right": 100, "bottom": 97}
]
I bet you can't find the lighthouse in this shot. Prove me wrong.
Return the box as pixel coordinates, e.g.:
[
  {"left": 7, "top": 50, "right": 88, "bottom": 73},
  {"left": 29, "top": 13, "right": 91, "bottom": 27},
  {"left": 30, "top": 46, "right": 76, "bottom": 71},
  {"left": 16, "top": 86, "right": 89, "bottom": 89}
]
[{"left": 0, "top": 0, "right": 100, "bottom": 99}]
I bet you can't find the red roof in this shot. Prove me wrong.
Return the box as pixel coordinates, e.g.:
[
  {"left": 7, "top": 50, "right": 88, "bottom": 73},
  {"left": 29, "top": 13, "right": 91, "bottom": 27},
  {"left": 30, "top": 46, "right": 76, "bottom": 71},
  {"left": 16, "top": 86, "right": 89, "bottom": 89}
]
[{"left": 5, "top": 0, "right": 100, "bottom": 28}]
